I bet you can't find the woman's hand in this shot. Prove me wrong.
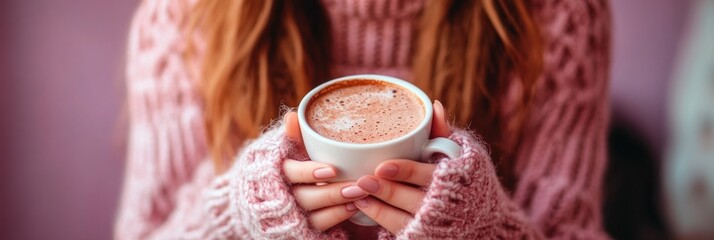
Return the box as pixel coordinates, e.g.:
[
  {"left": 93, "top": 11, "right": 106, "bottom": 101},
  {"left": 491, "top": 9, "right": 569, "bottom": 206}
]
[
  {"left": 283, "top": 100, "right": 451, "bottom": 234},
  {"left": 352, "top": 160, "right": 436, "bottom": 234},
  {"left": 283, "top": 113, "right": 366, "bottom": 231},
  {"left": 352, "top": 100, "right": 451, "bottom": 234}
]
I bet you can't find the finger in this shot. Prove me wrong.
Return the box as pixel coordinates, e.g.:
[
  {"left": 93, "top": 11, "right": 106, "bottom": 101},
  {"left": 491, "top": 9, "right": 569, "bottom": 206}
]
[
  {"left": 283, "top": 159, "right": 337, "bottom": 183},
  {"left": 374, "top": 159, "right": 436, "bottom": 187},
  {"left": 431, "top": 100, "right": 451, "bottom": 138},
  {"left": 308, "top": 203, "right": 359, "bottom": 231},
  {"left": 284, "top": 112, "right": 302, "bottom": 145},
  {"left": 353, "top": 197, "right": 412, "bottom": 235},
  {"left": 356, "top": 176, "right": 425, "bottom": 214},
  {"left": 294, "top": 182, "right": 367, "bottom": 211}
]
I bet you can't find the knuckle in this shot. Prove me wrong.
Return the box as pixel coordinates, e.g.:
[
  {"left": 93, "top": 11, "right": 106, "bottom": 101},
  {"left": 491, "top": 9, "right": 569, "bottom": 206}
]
[
  {"left": 299, "top": 166, "right": 314, "bottom": 182},
  {"left": 308, "top": 215, "right": 325, "bottom": 231},
  {"left": 283, "top": 160, "right": 298, "bottom": 182},
  {"left": 323, "top": 186, "right": 341, "bottom": 205},
  {"left": 406, "top": 201, "right": 421, "bottom": 214},
  {"left": 401, "top": 215, "right": 412, "bottom": 229},
  {"left": 371, "top": 203, "right": 387, "bottom": 221},
  {"left": 383, "top": 183, "right": 397, "bottom": 201},
  {"left": 404, "top": 163, "right": 417, "bottom": 181},
  {"left": 293, "top": 185, "right": 304, "bottom": 196},
  {"left": 329, "top": 207, "right": 345, "bottom": 223},
  {"left": 293, "top": 187, "right": 308, "bottom": 208}
]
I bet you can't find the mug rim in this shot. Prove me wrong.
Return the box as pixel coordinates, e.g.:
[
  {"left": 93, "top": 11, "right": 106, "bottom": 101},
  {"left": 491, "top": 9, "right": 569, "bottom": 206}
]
[{"left": 297, "top": 74, "right": 433, "bottom": 149}]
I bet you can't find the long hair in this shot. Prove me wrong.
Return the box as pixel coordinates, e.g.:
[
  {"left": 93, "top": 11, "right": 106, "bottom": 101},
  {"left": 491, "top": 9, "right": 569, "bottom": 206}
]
[
  {"left": 414, "top": 0, "right": 541, "bottom": 188},
  {"left": 188, "top": 0, "right": 542, "bottom": 185},
  {"left": 187, "top": 0, "right": 330, "bottom": 170}
]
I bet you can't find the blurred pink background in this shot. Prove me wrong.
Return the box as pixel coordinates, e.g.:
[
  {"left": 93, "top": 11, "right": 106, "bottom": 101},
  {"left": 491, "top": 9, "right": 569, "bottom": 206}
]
[
  {"left": 1, "top": 0, "right": 136, "bottom": 239},
  {"left": 0, "top": 0, "right": 693, "bottom": 239}
]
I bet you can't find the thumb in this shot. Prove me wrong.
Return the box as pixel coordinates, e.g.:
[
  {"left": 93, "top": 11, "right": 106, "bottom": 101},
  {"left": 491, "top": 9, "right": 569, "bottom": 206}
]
[
  {"left": 284, "top": 112, "right": 303, "bottom": 145},
  {"left": 430, "top": 100, "right": 451, "bottom": 138}
]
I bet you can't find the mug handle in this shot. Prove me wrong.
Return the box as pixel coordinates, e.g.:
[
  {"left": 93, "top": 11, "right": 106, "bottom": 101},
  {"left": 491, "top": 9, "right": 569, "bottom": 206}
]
[{"left": 422, "top": 137, "right": 462, "bottom": 160}]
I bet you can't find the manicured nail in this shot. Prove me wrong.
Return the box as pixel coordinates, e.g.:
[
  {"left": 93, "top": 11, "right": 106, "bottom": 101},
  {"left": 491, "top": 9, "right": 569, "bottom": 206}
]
[
  {"left": 345, "top": 203, "right": 358, "bottom": 212},
  {"left": 341, "top": 186, "right": 367, "bottom": 198},
  {"left": 376, "top": 163, "right": 398, "bottom": 178},
  {"left": 354, "top": 198, "right": 368, "bottom": 208},
  {"left": 313, "top": 167, "right": 336, "bottom": 179},
  {"left": 357, "top": 177, "right": 380, "bottom": 193}
]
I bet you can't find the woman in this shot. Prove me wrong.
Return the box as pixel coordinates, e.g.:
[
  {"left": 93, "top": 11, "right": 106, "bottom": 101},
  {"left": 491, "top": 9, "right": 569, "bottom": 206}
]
[{"left": 116, "top": 0, "right": 612, "bottom": 239}]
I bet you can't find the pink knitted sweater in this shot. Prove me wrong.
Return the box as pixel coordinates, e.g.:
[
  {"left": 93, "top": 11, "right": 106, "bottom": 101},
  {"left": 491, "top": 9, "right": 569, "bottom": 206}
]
[{"left": 115, "top": 0, "right": 612, "bottom": 239}]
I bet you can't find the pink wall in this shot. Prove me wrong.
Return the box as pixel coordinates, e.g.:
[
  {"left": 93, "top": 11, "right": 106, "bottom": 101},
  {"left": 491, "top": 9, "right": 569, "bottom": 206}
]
[
  {"left": 0, "top": 0, "right": 136, "bottom": 239},
  {"left": 0, "top": 0, "right": 692, "bottom": 239},
  {"left": 610, "top": 0, "right": 692, "bottom": 151}
]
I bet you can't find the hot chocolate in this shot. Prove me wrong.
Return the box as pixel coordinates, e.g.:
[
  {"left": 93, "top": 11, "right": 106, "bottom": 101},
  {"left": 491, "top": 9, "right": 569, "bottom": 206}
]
[{"left": 306, "top": 79, "right": 425, "bottom": 144}]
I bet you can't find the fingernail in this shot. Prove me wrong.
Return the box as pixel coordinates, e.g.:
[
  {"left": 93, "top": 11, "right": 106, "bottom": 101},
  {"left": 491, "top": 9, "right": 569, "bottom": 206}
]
[
  {"left": 377, "top": 163, "right": 398, "bottom": 178},
  {"left": 357, "top": 177, "right": 380, "bottom": 193},
  {"left": 341, "top": 186, "right": 367, "bottom": 198},
  {"left": 354, "top": 198, "right": 368, "bottom": 208},
  {"left": 313, "top": 167, "right": 336, "bottom": 179},
  {"left": 434, "top": 100, "right": 443, "bottom": 113},
  {"left": 345, "top": 203, "right": 358, "bottom": 212}
]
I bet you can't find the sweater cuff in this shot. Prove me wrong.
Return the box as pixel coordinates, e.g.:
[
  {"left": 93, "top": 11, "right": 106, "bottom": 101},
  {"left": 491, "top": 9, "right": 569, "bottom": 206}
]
[
  {"left": 203, "top": 125, "right": 346, "bottom": 239},
  {"left": 394, "top": 128, "right": 537, "bottom": 239}
]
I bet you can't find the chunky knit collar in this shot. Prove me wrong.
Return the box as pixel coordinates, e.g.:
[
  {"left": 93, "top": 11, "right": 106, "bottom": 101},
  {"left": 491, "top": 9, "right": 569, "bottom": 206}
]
[
  {"left": 320, "top": 0, "right": 423, "bottom": 20},
  {"left": 320, "top": 0, "right": 424, "bottom": 80}
]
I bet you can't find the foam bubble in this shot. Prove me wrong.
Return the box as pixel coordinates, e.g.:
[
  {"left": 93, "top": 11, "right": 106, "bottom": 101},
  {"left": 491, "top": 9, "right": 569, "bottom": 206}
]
[{"left": 322, "top": 115, "right": 365, "bottom": 131}]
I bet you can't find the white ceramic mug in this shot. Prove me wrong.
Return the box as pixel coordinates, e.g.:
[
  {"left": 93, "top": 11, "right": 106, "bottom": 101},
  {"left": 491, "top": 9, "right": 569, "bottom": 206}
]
[{"left": 297, "top": 74, "right": 462, "bottom": 226}]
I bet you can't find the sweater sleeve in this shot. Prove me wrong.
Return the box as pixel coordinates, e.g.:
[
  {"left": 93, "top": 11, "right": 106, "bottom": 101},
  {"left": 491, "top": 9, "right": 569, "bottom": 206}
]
[
  {"left": 114, "top": 0, "right": 209, "bottom": 238},
  {"left": 389, "top": 129, "right": 542, "bottom": 239},
  {"left": 513, "top": 0, "right": 611, "bottom": 237},
  {"left": 391, "top": 0, "right": 612, "bottom": 239},
  {"left": 140, "top": 126, "right": 347, "bottom": 239}
]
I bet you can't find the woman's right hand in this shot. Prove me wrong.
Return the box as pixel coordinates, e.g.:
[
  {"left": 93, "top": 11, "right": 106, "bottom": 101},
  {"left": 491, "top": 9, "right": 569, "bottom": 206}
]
[{"left": 282, "top": 112, "right": 367, "bottom": 231}]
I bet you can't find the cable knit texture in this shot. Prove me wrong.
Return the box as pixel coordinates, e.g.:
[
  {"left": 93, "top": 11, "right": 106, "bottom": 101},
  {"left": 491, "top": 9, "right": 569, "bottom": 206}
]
[
  {"left": 115, "top": 0, "right": 611, "bottom": 239},
  {"left": 321, "top": 0, "right": 424, "bottom": 80}
]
